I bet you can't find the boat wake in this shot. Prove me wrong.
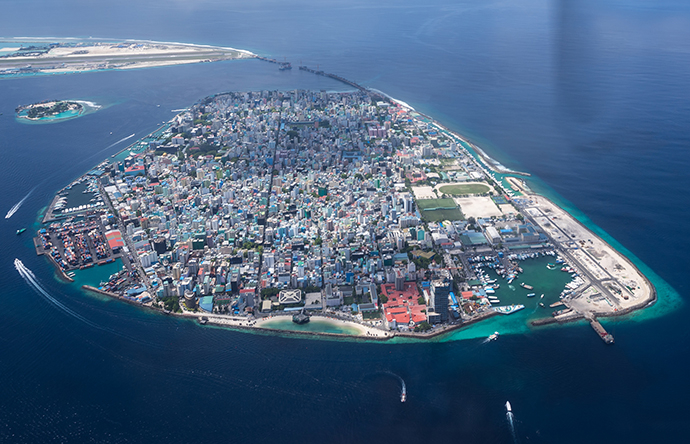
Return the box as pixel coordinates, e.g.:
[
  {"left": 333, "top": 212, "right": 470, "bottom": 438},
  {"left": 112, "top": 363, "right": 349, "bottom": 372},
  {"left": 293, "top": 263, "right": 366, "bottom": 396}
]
[
  {"left": 506, "top": 401, "right": 518, "bottom": 443},
  {"left": 104, "top": 133, "right": 135, "bottom": 151},
  {"left": 389, "top": 373, "right": 406, "bottom": 402},
  {"left": 399, "top": 376, "right": 407, "bottom": 402},
  {"left": 5, "top": 187, "right": 35, "bottom": 219},
  {"left": 14, "top": 258, "right": 100, "bottom": 329}
]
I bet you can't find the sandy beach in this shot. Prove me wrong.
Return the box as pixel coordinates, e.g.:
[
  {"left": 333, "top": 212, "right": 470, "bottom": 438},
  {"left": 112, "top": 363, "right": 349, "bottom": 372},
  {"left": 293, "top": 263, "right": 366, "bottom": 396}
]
[{"left": 255, "top": 314, "right": 393, "bottom": 338}]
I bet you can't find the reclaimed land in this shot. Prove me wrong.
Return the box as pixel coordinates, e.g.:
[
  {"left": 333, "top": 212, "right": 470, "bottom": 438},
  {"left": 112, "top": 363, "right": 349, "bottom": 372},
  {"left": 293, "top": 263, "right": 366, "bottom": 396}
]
[{"left": 0, "top": 39, "right": 254, "bottom": 77}]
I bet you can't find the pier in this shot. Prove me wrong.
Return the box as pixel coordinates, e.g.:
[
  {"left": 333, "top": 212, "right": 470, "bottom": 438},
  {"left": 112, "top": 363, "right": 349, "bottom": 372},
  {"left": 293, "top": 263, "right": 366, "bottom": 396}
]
[{"left": 588, "top": 317, "right": 615, "bottom": 344}]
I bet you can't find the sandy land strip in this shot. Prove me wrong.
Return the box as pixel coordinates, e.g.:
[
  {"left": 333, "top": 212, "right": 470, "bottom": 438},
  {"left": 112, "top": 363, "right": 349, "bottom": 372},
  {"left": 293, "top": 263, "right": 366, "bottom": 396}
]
[
  {"left": 255, "top": 314, "right": 393, "bottom": 338},
  {"left": 0, "top": 40, "right": 255, "bottom": 75},
  {"left": 454, "top": 196, "right": 502, "bottom": 219},
  {"left": 522, "top": 193, "right": 655, "bottom": 315},
  {"left": 411, "top": 185, "right": 437, "bottom": 199}
]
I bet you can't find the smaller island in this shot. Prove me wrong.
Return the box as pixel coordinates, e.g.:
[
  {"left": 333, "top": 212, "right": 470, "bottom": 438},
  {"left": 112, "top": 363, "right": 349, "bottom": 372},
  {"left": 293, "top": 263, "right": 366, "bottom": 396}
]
[{"left": 16, "top": 99, "right": 96, "bottom": 123}]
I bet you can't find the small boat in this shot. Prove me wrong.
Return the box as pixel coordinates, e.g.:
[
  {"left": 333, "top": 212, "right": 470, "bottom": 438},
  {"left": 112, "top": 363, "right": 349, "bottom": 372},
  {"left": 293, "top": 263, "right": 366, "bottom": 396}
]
[
  {"left": 16, "top": 228, "right": 26, "bottom": 235},
  {"left": 488, "top": 331, "right": 499, "bottom": 341},
  {"left": 506, "top": 401, "right": 512, "bottom": 412},
  {"left": 520, "top": 283, "right": 533, "bottom": 290},
  {"left": 526, "top": 293, "right": 535, "bottom": 297},
  {"left": 400, "top": 392, "right": 406, "bottom": 403},
  {"left": 539, "top": 302, "right": 545, "bottom": 308}
]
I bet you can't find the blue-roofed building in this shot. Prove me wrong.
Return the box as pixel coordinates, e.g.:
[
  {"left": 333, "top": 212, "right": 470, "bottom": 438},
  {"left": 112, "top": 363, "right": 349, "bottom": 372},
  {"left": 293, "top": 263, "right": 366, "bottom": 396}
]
[{"left": 199, "top": 296, "right": 214, "bottom": 312}]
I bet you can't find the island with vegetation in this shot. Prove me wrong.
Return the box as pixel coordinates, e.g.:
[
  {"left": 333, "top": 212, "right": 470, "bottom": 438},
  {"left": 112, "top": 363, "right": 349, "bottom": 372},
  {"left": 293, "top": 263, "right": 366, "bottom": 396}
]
[{"left": 16, "top": 100, "right": 84, "bottom": 122}]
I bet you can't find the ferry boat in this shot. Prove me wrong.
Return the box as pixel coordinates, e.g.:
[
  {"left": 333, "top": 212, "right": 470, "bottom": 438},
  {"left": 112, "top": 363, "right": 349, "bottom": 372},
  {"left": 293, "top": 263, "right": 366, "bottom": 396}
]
[
  {"left": 16, "top": 228, "right": 26, "bottom": 235},
  {"left": 493, "top": 304, "right": 525, "bottom": 315},
  {"left": 487, "top": 331, "right": 499, "bottom": 341}
]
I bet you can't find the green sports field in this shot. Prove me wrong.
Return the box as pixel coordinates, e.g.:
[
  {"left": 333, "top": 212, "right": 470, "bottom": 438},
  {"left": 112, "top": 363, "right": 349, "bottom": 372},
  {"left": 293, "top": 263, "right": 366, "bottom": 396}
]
[{"left": 438, "top": 183, "right": 490, "bottom": 195}]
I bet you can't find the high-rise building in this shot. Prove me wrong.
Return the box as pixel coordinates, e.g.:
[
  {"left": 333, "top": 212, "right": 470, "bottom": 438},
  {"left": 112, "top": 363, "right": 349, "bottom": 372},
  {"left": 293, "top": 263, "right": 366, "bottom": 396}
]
[{"left": 430, "top": 278, "right": 451, "bottom": 323}]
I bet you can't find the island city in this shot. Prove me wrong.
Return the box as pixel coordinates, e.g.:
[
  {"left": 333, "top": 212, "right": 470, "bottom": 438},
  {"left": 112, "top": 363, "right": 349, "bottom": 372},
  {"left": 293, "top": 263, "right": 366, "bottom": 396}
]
[{"left": 31, "top": 87, "right": 655, "bottom": 342}]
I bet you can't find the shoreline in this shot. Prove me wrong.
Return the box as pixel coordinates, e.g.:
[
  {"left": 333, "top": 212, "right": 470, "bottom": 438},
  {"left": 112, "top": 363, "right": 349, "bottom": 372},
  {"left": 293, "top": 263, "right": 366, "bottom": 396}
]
[
  {"left": 0, "top": 37, "right": 255, "bottom": 79},
  {"left": 369, "top": 87, "right": 531, "bottom": 178},
  {"left": 36, "top": 78, "right": 663, "bottom": 344}
]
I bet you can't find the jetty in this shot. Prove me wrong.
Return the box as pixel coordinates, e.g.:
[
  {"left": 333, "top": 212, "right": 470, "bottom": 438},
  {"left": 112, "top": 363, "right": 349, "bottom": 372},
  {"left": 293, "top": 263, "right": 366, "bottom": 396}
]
[{"left": 588, "top": 316, "right": 615, "bottom": 344}]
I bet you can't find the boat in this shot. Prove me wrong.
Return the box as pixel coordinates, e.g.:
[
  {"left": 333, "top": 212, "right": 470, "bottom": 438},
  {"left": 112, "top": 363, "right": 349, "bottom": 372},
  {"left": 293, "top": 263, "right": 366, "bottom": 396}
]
[
  {"left": 487, "top": 331, "right": 499, "bottom": 341},
  {"left": 16, "top": 228, "right": 26, "bottom": 235},
  {"left": 494, "top": 304, "right": 525, "bottom": 315},
  {"left": 526, "top": 293, "right": 535, "bottom": 297},
  {"left": 198, "top": 316, "right": 208, "bottom": 325},
  {"left": 400, "top": 392, "right": 406, "bottom": 403},
  {"left": 506, "top": 401, "right": 512, "bottom": 413},
  {"left": 539, "top": 302, "right": 545, "bottom": 308}
]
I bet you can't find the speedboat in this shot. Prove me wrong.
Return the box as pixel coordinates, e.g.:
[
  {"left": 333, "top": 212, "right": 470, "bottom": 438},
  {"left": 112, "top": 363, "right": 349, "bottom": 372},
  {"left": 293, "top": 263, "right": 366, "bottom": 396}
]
[
  {"left": 400, "top": 392, "right": 406, "bottom": 403},
  {"left": 488, "top": 331, "right": 499, "bottom": 341},
  {"left": 506, "top": 401, "right": 512, "bottom": 412}
]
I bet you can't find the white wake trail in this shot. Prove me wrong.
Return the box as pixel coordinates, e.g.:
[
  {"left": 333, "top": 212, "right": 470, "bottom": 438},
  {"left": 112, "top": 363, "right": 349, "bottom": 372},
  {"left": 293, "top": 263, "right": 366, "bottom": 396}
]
[
  {"left": 14, "top": 258, "right": 99, "bottom": 329},
  {"left": 5, "top": 187, "right": 34, "bottom": 219},
  {"left": 104, "top": 133, "right": 135, "bottom": 151}
]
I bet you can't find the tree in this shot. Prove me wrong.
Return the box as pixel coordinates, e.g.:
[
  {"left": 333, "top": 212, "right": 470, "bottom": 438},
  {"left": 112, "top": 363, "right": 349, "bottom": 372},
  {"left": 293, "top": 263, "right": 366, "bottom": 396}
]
[
  {"left": 417, "top": 296, "right": 426, "bottom": 305},
  {"left": 414, "top": 321, "right": 432, "bottom": 332}
]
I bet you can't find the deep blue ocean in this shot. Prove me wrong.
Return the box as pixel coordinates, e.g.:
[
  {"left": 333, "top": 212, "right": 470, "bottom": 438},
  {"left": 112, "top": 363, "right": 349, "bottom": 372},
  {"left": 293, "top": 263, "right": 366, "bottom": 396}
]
[{"left": 1, "top": 1, "right": 689, "bottom": 442}]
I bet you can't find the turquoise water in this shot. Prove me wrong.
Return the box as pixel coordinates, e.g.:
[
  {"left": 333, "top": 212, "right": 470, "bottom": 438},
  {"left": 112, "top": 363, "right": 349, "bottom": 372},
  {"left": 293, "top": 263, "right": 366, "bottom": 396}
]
[
  {"left": 17, "top": 106, "right": 83, "bottom": 124},
  {"left": 68, "top": 259, "right": 123, "bottom": 287},
  {"left": 14, "top": 99, "right": 104, "bottom": 124}
]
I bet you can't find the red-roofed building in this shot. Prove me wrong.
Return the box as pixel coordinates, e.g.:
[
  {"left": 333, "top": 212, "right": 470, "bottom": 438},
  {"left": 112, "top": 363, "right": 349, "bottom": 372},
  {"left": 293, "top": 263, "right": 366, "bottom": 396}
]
[
  {"left": 105, "top": 230, "right": 124, "bottom": 252},
  {"left": 124, "top": 165, "right": 145, "bottom": 176},
  {"left": 381, "top": 281, "right": 427, "bottom": 330}
]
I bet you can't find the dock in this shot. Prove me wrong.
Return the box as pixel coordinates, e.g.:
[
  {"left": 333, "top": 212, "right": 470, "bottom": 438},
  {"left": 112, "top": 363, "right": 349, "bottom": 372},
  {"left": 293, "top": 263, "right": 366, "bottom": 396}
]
[
  {"left": 589, "top": 317, "right": 614, "bottom": 344},
  {"left": 33, "top": 236, "right": 44, "bottom": 255}
]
